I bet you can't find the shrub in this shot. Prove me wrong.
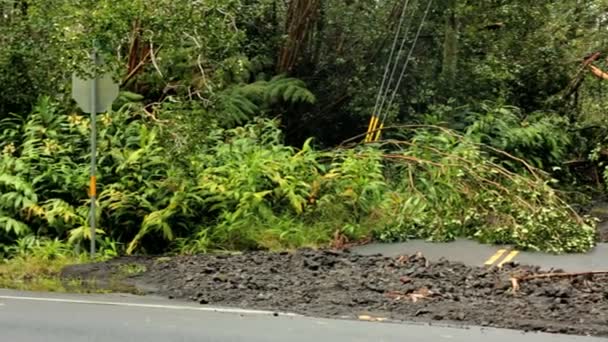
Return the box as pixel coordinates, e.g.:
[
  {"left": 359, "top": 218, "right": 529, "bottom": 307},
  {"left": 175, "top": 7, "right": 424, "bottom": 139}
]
[
  {"left": 0, "top": 99, "right": 596, "bottom": 255},
  {"left": 373, "top": 126, "right": 595, "bottom": 253}
]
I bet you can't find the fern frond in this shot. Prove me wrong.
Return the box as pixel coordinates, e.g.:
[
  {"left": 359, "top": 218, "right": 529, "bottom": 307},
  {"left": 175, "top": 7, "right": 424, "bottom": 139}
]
[{"left": 0, "top": 214, "right": 31, "bottom": 236}]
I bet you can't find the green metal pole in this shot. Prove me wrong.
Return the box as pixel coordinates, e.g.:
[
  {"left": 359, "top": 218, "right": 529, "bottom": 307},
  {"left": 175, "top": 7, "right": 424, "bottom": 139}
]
[{"left": 89, "top": 48, "right": 98, "bottom": 258}]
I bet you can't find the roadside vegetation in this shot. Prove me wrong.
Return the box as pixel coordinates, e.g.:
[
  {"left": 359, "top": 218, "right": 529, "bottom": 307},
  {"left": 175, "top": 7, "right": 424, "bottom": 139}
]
[
  {"left": 2, "top": 0, "right": 608, "bottom": 289},
  {"left": 0, "top": 238, "right": 90, "bottom": 292}
]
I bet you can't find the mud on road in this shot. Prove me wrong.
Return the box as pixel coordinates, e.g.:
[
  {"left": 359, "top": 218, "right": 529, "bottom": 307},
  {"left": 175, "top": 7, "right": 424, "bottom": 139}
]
[{"left": 61, "top": 249, "right": 608, "bottom": 337}]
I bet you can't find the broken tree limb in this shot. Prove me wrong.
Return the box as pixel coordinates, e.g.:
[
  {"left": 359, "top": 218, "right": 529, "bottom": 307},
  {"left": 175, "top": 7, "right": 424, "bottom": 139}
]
[
  {"left": 517, "top": 271, "right": 608, "bottom": 281},
  {"left": 510, "top": 271, "right": 608, "bottom": 294},
  {"left": 121, "top": 49, "right": 152, "bottom": 87},
  {"left": 589, "top": 64, "right": 608, "bottom": 80},
  {"left": 563, "top": 51, "right": 602, "bottom": 99}
]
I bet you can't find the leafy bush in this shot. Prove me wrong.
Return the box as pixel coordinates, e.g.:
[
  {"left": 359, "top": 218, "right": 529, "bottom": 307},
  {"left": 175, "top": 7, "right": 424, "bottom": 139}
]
[
  {"left": 465, "top": 102, "right": 572, "bottom": 171},
  {"left": 0, "top": 98, "right": 596, "bottom": 256},
  {"left": 374, "top": 127, "right": 595, "bottom": 253}
]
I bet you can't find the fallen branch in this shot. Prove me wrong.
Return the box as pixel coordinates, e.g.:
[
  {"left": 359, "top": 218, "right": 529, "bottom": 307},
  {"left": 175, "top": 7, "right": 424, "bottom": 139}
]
[
  {"left": 518, "top": 271, "right": 608, "bottom": 281},
  {"left": 121, "top": 46, "right": 164, "bottom": 87},
  {"left": 510, "top": 271, "right": 608, "bottom": 294},
  {"left": 142, "top": 104, "right": 169, "bottom": 124},
  {"left": 340, "top": 125, "right": 545, "bottom": 182},
  {"left": 149, "top": 41, "right": 164, "bottom": 78},
  {"left": 589, "top": 64, "right": 608, "bottom": 80},
  {"left": 382, "top": 153, "right": 445, "bottom": 167},
  {"left": 121, "top": 49, "right": 152, "bottom": 87},
  {"left": 344, "top": 128, "right": 586, "bottom": 224},
  {"left": 562, "top": 51, "right": 602, "bottom": 99},
  {"left": 381, "top": 147, "right": 538, "bottom": 211},
  {"left": 184, "top": 31, "right": 214, "bottom": 94}
]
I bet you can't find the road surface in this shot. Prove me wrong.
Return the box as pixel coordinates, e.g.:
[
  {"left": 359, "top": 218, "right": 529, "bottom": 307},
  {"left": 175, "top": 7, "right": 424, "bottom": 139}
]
[
  {"left": 353, "top": 239, "right": 608, "bottom": 272},
  {"left": 0, "top": 289, "right": 605, "bottom": 342}
]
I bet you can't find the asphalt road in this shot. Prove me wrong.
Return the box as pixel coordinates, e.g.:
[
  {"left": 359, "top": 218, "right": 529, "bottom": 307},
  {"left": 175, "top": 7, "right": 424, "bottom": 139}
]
[
  {"left": 353, "top": 239, "right": 608, "bottom": 272},
  {"left": 0, "top": 290, "right": 605, "bottom": 342}
]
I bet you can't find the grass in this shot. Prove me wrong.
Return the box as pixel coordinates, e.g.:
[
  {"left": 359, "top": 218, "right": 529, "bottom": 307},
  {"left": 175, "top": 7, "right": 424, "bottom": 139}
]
[
  {"left": 117, "top": 263, "right": 147, "bottom": 276},
  {"left": 0, "top": 253, "right": 148, "bottom": 294},
  {"left": 0, "top": 254, "right": 86, "bottom": 292}
]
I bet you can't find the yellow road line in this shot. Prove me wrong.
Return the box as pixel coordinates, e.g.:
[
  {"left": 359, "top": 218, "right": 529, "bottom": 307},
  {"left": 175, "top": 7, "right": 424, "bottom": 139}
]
[
  {"left": 484, "top": 249, "right": 507, "bottom": 266},
  {"left": 497, "top": 250, "right": 519, "bottom": 268}
]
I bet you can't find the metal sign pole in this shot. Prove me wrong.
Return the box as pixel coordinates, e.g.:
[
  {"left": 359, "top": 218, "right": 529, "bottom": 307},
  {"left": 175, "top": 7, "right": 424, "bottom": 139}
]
[
  {"left": 89, "top": 48, "right": 98, "bottom": 258},
  {"left": 72, "top": 44, "right": 118, "bottom": 259}
]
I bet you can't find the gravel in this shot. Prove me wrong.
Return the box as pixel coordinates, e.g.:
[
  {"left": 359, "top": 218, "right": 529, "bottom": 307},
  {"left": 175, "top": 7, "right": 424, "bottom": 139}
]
[{"left": 61, "top": 249, "right": 608, "bottom": 337}]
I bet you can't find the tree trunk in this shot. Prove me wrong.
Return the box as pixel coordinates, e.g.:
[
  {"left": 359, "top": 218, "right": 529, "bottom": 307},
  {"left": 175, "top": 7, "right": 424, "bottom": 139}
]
[{"left": 277, "top": 0, "right": 321, "bottom": 74}]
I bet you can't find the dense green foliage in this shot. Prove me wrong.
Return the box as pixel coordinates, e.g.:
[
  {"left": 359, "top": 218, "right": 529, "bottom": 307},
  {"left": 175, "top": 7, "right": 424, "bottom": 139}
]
[
  {"left": 0, "top": 98, "right": 596, "bottom": 255},
  {"left": 1, "top": 0, "right": 608, "bottom": 258}
]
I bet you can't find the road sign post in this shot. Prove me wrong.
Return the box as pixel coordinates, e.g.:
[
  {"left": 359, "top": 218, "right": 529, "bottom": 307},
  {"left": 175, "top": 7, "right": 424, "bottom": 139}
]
[
  {"left": 71, "top": 49, "right": 119, "bottom": 258},
  {"left": 89, "top": 49, "right": 99, "bottom": 258}
]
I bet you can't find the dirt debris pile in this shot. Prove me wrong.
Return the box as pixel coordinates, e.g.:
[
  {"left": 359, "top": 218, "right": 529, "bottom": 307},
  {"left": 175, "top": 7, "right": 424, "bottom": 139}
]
[{"left": 61, "top": 249, "right": 608, "bottom": 337}]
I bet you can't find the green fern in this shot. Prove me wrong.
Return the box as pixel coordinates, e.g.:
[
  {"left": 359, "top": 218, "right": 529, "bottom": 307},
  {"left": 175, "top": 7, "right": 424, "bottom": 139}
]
[
  {"left": 40, "top": 199, "right": 83, "bottom": 228},
  {"left": 264, "top": 75, "right": 316, "bottom": 104},
  {"left": 215, "top": 90, "right": 258, "bottom": 126},
  {"left": 465, "top": 102, "right": 571, "bottom": 170},
  {"left": 127, "top": 188, "right": 198, "bottom": 254},
  {"left": 213, "top": 74, "right": 316, "bottom": 127},
  {"left": 0, "top": 175, "right": 37, "bottom": 201},
  {"left": 0, "top": 214, "right": 30, "bottom": 236}
]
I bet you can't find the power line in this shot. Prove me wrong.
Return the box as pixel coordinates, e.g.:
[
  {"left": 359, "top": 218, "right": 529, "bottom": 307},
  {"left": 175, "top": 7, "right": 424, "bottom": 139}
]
[
  {"left": 367, "top": 0, "right": 412, "bottom": 143},
  {"left": 365, "top": 0, "right": 434, "bottom": 142},
  {"left": 375, "top": 0, "right": 418, "bottom": 133},
  {"left": 379, "top": 0, "right": 433, "bottom": 130},
  {"left": 372, "top": 0, "right": 412, "bottom": 118}
]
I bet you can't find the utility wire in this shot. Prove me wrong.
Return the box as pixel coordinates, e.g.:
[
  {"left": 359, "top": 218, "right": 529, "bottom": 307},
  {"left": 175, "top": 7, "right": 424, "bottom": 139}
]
[
  {"left": 367, "top": 0, "right": 412, "bottom": 142},
  {"left": 378, "top": 0, "right": 433, "bottom": 130},
  {"left": 375, "top": 0, "right": 418, "bottom": 129},
  {"left": 372, "top": 0, "right": 412, "bottom": 118}
]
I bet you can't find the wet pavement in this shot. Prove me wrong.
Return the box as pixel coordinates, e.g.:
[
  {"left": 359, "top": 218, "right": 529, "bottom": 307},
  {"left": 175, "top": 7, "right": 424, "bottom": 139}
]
[{"left": 352, "top": 239, "right": 608, "bottom": 272}]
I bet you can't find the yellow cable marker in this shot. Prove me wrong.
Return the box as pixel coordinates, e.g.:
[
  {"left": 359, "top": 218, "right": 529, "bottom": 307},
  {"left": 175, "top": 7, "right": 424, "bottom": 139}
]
[
  {"left": 497, "top": 250, "right": 519, "bottom": 268},
  {"left": 371, "top": 116, "right": 378, "bottom": 134},
  {"left": 365, "top": 116, "right": 379, "bottom": 143},
  {"left": 373, "top": 123, "right": 384, "bottom": 142},
  {"left": 365, "top": 117, "right": 375, "bottom": 142},
  {"left": 484, "top": 249, "right": 506, "bottom": 266}
]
